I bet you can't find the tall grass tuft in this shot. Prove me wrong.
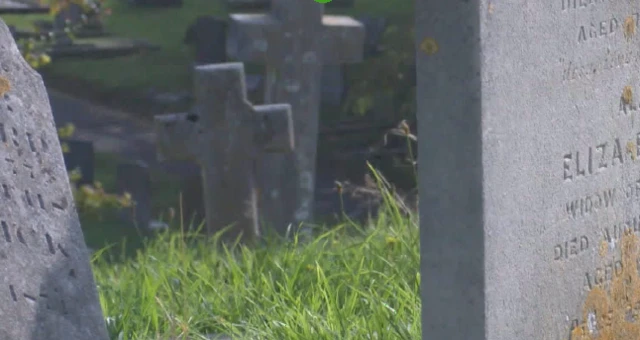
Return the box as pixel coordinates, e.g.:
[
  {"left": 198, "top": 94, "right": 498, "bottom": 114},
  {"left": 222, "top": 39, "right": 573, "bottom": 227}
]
[{"left": 92, "top": 167, "right": 421, "bottom": 339}]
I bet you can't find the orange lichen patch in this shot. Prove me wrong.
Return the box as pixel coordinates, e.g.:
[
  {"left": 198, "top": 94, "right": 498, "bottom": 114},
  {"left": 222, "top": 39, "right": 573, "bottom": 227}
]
[
  {"left": 570, "top": 231, "right": 640, "bottom": 339},
  {"left": 624, "top": 16, "right": 636, "bottom": 40},
  {"left": 0, "top": 76, "right": 10, "bottom": 97},
  {"left": 599, "top": 240, "right": 609, "bottom": 258},
  {"left": 622, "top": 86, "right": 633, "bottom": 105},
  {"left": 420, "top": 38, "right": 439, "bottom": 56},
  {"left": 627, "top": 141, "right": 637, "bottom": 161}
]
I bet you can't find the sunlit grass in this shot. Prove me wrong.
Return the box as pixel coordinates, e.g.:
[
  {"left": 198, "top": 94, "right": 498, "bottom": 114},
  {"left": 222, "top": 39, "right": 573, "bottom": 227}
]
[{"left": 91, "top": 168, "right": 421, "bottom": 339}]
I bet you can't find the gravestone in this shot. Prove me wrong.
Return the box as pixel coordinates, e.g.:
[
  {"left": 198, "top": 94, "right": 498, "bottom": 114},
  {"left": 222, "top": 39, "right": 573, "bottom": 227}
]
[
  {"left": 128, "top": 0, "right": 183, "bottom": 7},
  {"left": 154, "top": 63, "right": 294, "bottom": 241},
  {"left": 116, "top": 161, "right": 152, "bottom": 230},
  {"left": 227, "top": 0, "right": 364, "bottom": 233},
  {"left": 224, "top": 0, "right": 354, "bottom": 9},
  {"left": 183, "top": 16, "right": 227, "bottom": 65},
  {"left": 0, "top": 19, "right": 108, "bottom": 339},
  {"left": 0, "top": 0, "right": 49, "bottom": 14},
  {"left": 31, "top": 2, "right": 106, "bottom": 39},
  {"left": 355, "top": 15, "right": 388, "bottom": 58},
  {"left": 179, "top": 173, "right": 205, "bottom": 228},
  {"left": 320, "top": 65, "right": 346, "bottom": 107},
  {"left": 60, "top": 139, "right": 94, "bottom": 187},
  {"left": 53, "top": 2, "right": 84, "bottom": 32},
  {"left": 418, "top": 1, "right": 640, "bottom": 339}
]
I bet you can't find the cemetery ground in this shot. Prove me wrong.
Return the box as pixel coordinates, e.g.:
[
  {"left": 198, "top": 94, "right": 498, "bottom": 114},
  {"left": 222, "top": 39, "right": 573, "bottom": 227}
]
[
  {"left": 56, "top": 85, "right": 421, "bottom": 338},
  {"left": 1, "top": 0, "right": 414, "bottom": 124},
  {"left": 79, "top": 151, "right": 420, "bottom": 339},
  {"left": 0, "top": 1, "right": 420, "bottom": 337}
]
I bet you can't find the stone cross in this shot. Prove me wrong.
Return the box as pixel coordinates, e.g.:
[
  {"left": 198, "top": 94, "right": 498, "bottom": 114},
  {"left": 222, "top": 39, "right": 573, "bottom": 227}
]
[
  {"left": 418, "top": 1, "right": 640, "bottom": 339},
  {"left": 227, "top": 0, "right": 364, "bottom": 232},
  {"left": 154, "top": 62, "right": 294, "bottom": 240},
  {"left": 0, "top": 19, "right": 108, "bottom": 339}
]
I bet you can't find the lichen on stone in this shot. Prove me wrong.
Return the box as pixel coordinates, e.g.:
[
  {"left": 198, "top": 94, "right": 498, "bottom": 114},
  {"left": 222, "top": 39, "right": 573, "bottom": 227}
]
[
  {"left": 570, "top": 231, "right": 640, "bottom": 339},
  {"left": 0, "top": 76, "right": 10, "bottom": 96}
]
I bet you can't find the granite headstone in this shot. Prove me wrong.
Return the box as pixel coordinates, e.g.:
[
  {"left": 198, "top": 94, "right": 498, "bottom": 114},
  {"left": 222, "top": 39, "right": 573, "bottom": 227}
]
[
  {"left": 0, "top": 19, "right": 108, "bottom": 340},
  {"left": 418, "top": 1, "right": 640, "bottom": 339}
]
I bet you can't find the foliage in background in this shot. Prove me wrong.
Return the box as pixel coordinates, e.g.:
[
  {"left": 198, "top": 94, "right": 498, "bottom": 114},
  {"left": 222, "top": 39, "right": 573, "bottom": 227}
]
[
  {"left": 48, "top": 0, "right": 112, "bottom": 37},
  {"left": 344, "top": 25, "right": 415, "bottom": 124},
  {"left": 17, "top": 36, "right": 51, "bottom": 69}
]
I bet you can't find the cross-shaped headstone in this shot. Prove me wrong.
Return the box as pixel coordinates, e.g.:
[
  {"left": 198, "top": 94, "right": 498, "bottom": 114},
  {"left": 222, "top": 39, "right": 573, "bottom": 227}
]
[
  {"left": 154, "top": 62, "right": 294, "bottom": 241},
  {"left": 227, "top": 0, "right": 364, "bottom": 232}
]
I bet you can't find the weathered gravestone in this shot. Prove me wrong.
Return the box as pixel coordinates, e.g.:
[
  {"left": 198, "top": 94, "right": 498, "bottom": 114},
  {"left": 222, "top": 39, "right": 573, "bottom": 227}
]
[
  {"left": 53, "top": 2, "right": 85, "bottom": 32},
  {"left": 32, "top": 2, "right": 106, "bottom": 40},
  {"left": 320, "top": 65, "right": 346, "bottom": 107},
  {"left": 60, "top": 138, "right": 95, "bottom": 187},
  {"left": 0, "top": 19, "right": 108, "bottom": 340},
  {"left": 179, "top": 173, "right": 205, "bottom": 228},
  {"left": 116, "top": 161, "right": 151, "bottom": 231},
  {"left": 183, "top": 16, "right": 227, "bottom": 66},
  {"left": 224, "top": 0, "right": 354, "bottom": 9},
  {"left": 227, "top": 0, "right": 364, "bottom": 232},
  {"left": 154, "top": 63, "right": 294, "bottom": 240},
  {"left": 418, "top": 1, "right": 640, "bottom": 339}
]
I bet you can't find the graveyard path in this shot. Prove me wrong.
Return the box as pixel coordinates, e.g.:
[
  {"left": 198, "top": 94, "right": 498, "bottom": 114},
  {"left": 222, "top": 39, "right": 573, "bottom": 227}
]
[{"left": 47, "top": 89, "right": 384, "bottom": 222}]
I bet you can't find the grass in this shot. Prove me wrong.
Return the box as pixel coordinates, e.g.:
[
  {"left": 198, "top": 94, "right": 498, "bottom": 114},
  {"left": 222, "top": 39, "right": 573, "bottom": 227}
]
[
  {"left": 78, "top": 150, "right": 420, "bottom": 339},
  {"left": 92, "top": 185, "right": 420, "bottom": 339}
]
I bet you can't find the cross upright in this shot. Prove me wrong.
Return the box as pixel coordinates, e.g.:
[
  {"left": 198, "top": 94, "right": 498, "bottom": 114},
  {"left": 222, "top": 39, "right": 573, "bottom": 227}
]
[
  {"left": 154, "top": 62, "right": 294, "bottom": 241},
  {"left": 227, "top": 0, "right": 365, "bottom": 232}
]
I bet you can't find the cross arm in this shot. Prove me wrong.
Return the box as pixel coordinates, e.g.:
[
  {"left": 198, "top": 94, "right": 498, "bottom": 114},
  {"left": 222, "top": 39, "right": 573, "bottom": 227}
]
[
  {"left": 252, "top": 104, "right": 294, "bottom": 153},
  {"left": 154, "top": 112, "right": 202, "bottom": 162},
  {"left": 226, "top": 13, "right": 278, "bottom": 62},
  {"left": 321, "top": 15, "right": 365, "bottom": 64}
]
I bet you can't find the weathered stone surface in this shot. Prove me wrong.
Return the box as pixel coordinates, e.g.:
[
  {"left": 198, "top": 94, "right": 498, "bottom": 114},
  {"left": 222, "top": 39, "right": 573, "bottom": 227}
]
[
  {"left": 417, "top": 1, "right": 640, "bottom": 339},
  {"left": 0, "top": 19, "right": 108, "bottom": 340},
  {"left": 227, "top": 0, "right": 364, "bottom": 233},
  {"left": 154, "top": 63, "right": 293, "bottom": 240}
]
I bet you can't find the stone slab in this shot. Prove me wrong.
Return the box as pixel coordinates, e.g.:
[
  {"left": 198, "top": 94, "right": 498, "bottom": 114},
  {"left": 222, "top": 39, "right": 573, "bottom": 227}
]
[
  {"left": 0, "top": 18, "right": 108, "bottom": 340},
  {"left": 418, "top": 1, "right": 640, "bottom": 339},
  {"left": 0, "top": 0, "right": 48, "bottom": 14},
  {"left": 154, "top": 63, "right": 293, "bottom": 240}
]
